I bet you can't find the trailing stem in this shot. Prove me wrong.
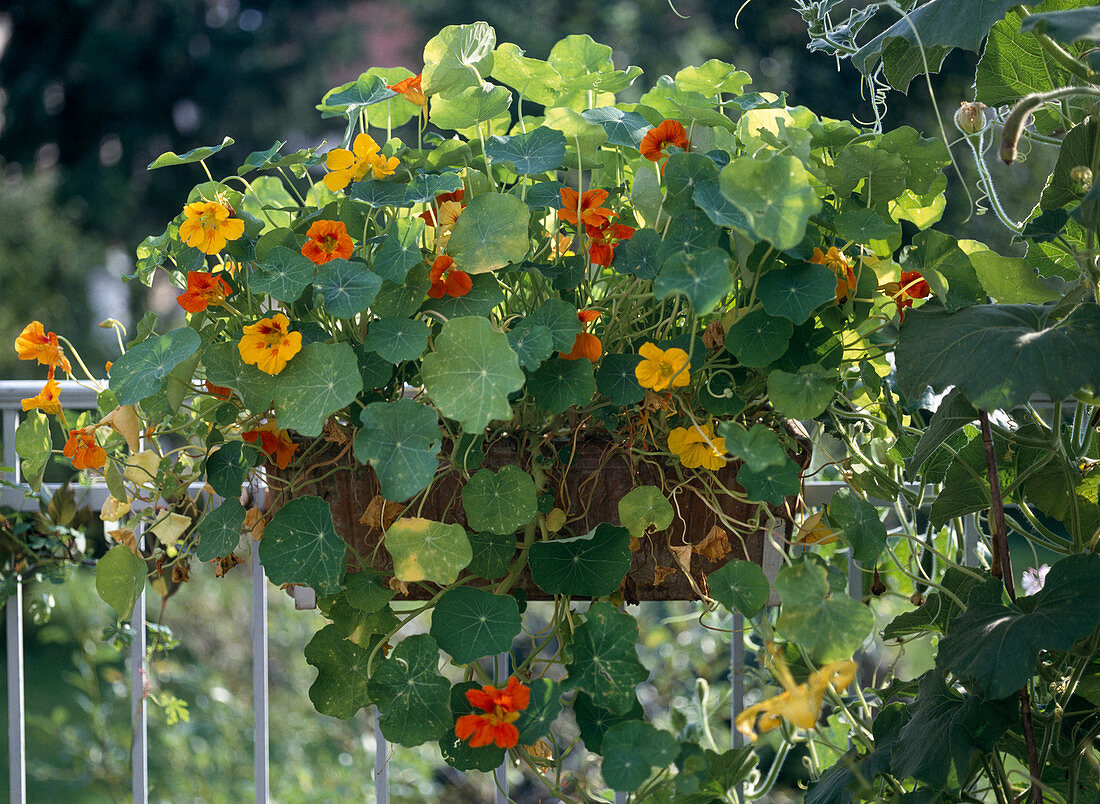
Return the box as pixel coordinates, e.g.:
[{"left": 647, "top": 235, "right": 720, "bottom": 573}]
[{"left": 978, "top": 410, "right": 1041, "bottom": 804}]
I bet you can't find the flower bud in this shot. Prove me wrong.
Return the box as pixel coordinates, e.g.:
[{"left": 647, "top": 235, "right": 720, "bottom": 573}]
[
  {"left": 954, "top": 101, "right": 988, "bottom": 135},
  {"left": 1070, "top": 165, "right": 1093, "bottom": 194}
]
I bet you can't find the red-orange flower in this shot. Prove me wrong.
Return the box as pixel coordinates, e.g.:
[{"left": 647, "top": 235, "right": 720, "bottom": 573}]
[
  {"left": 560, "top": 332, "right": 602, "bottom": 362},
  {"left": 427, "top": 255, "right": 473, "bottom": 299},
  {"left": 14, "top": 321, "right": 71, "bottom": 374},
  {"left": 559, "top": 187, "right": 612, "bottom": 229},
  {"left": 177, "top": 271, "right": 233, "bottom": 313},
  {"left": 640, "top": 119, "right": 690, "bottom": 163},
  {"left": 301, "top": 220, "right": 354, "bottom": 265},
  {"left": 881, "top": 270, "right": 931, "bottom": 321},
  {"left": 455, "top": 677, "right": 531, "bottom": 749},
  {"left": 420, "top": 189, "right": 466, "bottom": 227},
  {"left": 387, "top": 73, "right": 427, "bottom": 107},
  {"left": 63, "top": 427, "right": 106, "bottom": 471},
  {"left": 242, "top": 424, "right": 299, "bottom": 470},
  {"left": 585, "top": 221, "right": 635, "bottom": 267}
]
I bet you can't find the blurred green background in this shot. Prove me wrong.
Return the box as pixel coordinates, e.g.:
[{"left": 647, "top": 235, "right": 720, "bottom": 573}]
[{"left": 0, "top": 0, "right": 1035, "bottom": 800}]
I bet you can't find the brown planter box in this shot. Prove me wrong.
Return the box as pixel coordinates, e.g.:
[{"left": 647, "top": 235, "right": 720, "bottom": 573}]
[{"left": 274, "top": 428, "right": 809, "bottom": 602}]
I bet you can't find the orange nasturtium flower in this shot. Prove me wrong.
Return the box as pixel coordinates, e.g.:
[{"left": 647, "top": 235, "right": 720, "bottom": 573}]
[
  {"left": 558, "top": 187, "right": 612, "bottom": 229},
  {"left": 177, "top": 271, "right": 233, "bottom": 313},
  {"left": 635, "top": 342, "right": 691, "bottom": 392},
  {"left": 420, "top": 189, "right": 466, "bottom": 227},
  {"left": 667, "top": 422, "right": 727, "bottom": 471},
  {"left": 810, "top": 246, "right": 857, "bottom": 303},
  {"left": 387, "top": 73, "right": 427, "bottom": 107},
  {"left": 585, "top": 220, "right": 634, "bottom": 267},
  {"left": 301, "top": 220, "right": 354, "bottom": 265},
  {"left": 455, "top": 677, "right": 531, "bottom": 749},
  {"left": 21, "top": 378, "right": 62, "bottom": 415},
  {"left": 242, "top": 423, "right": 299, "bottom": 470},
  {"left": 560, "top": 309, "right": 602, "bottom": 361},
  {"left": 179, "top": 201, "right": 246, "bottom": 255},
  {"left": 15, "top": 321, "right": 71, "bottom": 373},
  {"left": 238, "top": 313, "right": 303, "bottom": 375},
  {"left": 735, "top": 653, "right": 857, "bottom": 741},
  {"left": 881, "top": 269, "right": 931, "bottom": 321},
  {"left": 63, "top": 427, "right": 107, "bottom": 471},
  {"left": 427, "top": 255, "right": 473, "bottom": 299},
  {"left": 640, "top": 119, "right": 690, "bottom": 163}
]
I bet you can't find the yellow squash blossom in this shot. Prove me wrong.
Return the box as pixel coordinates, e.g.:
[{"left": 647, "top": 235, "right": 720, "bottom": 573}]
[
  {"left": 238, "top": 313, "right": 302, "bottom": 375},
  {"left": 736, "top": 655, "right": 858, "bottom": 741},
  {"left": 667, "top": 423, "right": 727, "bottom": 470},
  {"left": 179, "top": 201, "right": 245, "bottom": 255},
  {"left": 634, "top": 342, "right": 690, "bottom": 391}
]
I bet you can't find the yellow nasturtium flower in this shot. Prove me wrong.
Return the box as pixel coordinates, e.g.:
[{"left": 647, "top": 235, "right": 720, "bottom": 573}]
[
  {"left": 634, "top": 342, "right": 690, "bottom": 392},
  {"left": 323, "top": 133, "right": 400, "bottom": 191},
  {"left": 735, "top": 653, "right": 858, "bottom": 741},
  {"left": 238, "top": 313, "right": 302, "bottom": 375},
  {"left": 179, "top": 201, "right": 245, "bottom": 255},
  {"left": 20, "top": 378, "right": 63, "bottom": 415},
  {"left": 667, "top": 423, "right": 727, "bottom": 471}
]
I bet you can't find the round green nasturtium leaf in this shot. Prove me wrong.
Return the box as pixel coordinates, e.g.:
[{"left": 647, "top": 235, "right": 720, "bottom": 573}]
[
  {"left": 767, "top": 364, "right": 838, "bottom": 420},
  {"left": 313, "top": 259, "right": 383, "bottom": 318},
  {"left": 440, "top": 681, "right": 507, "bottom": 771},
  {"left": 719, "top": 153, "right": 821, "bottom": 250},
  {"left": 345, "top": 570, "right": 395, "bottom": 613},
  {"left": 354, "top": 399, "right": 441, "bottom": 502},
  {"left": 304, "top": 623, "right": 375, "bottom": 719},
  {"left": 273, "top": 342, "right": 362, "bottom": 437},
  {"left": 15, "top": 411, "right": 50, "bottom": 492},
  {"left": 775, "top": 560, "right": 874, "bottom": 663},
  {"left": 563, "top": 602, "right": 650, "bottom": 715},
  {"left": 490, "top": 42, "right": 562, "bottom": 107},
  {"left": 367, "top": 634, "right": 452, "bottom": 746},
  {"left": 601, "top": 721, "right": 679, "bottom": 791},
  {"left": 203, "top": 341, "right": 276, "bottom": 415},
  {"left": 527, "top": 356, "right": 597, "bottom": 414},
  {"left": 406, "top": 172, "right": 465, "bottom": 204},
  {"left": 206, "top": 441, "right": 260, "bottom": 498},
  {"left": 834, "top": 207, "right": 896, "bottom": 244},
  {"left": 655, "top": 247, "right": 734, "bottom": 314},
  {"left": 724, "top": 310, "right": 794, "bottom": 368},
  {"left": 618, "top": 486, "right": 674, "bottom": 538},
  {"left": 421, "top": 317, "right": 525, "bottom": 433},
  {"left": 259, "top": 496, "right": 346, "bottom": 596},
  {"left": 373, "top": 217, "right": 426, "bottom": 283},
  {"left": 462, "top": 465, "right": 537, "bottom": 535},
  {"left": 657, "top": 210, "right": 721, "bottom": 262},
  {"left": 717, "top": 422, "right": 786, "bottom": 472},
  {"left": 110, "top": 327, "right": 201, "bottom": 405},
  {"left": 613, "top": 227, "right": 663, "bottom": 279},
  {"left": 195, "top": 498, "right": 246, "bottom": 562},
  {"left": 422, "top": 22, "right": 496, "bottom": 97},
  {"left": 485, "top": 126, "right": 567, "bottom": 174},
  {"left": 692, "top": 180, "right": 751, "bottom": 230},
  {"left": 736, "top": 455, "right": 802, "bottom": 505},
  {"left": 430, "top": 83, "right": 513, "bottom": 130},
  {"left": 445, "top": 193, "right": 530, "bottom": 274},
  {"left": 827, "top": 487, "right": 888, "bottom": 565},
  {"left": 542, "top": 106, "right": 608, "bottom": 167},
  {"left": 317, "top": 73, "right": 393, "bottom": 117},
  {"left": 525, "top": 298, "right": 583, "bottom": 351},
  {"left": 148, "top": 136, "right": 234, "bottom": 169},
  {"left": 423, "top": 273, "right": 504, "bottom": 318},
  {"left": 756, "top": 263, "right": 838, "bottom": 324},
  {"left": 708, "top": 559, "right": 770, "bottom": 618},
  {"left": 515, "top": 678, "right": 563, "bottom": 744},
  {"left": 466, "top": 532, "right": 515, "bottom": 579},
  {"left": 507, "top": 321, "right": 555, "bottom": 370},
  {"left": 251, "top": 246, "right": 315, "bottom": 302},
  {"left": 363, "top": 317, "right": 430, "bottom": 364},
  {"left": 574, "top": 692, "right": 644, "bottom": 754},
  {"left": 95, "top": 545, "right": 147, "bottom": 620},
  {"left": 355, "top": 344, "right": 395, "bottom": 390},
  {"left": 596, "top": 353, "right": 645, "bottom": 404},
  {"left": 530, "top": 525, "right": 632, "bottom": 598},
  {"left": 384, "top": 517, "right": 472, "bottom": 585},
  {"left": 581, "top": 106, "right": 651, "bottom": 148},
  {"left": 429, "top": 587, "right": 521, "bottom": 663}
]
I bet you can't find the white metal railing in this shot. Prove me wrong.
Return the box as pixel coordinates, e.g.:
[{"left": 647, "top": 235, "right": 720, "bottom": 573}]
[{"left": 0, "top": 379, "right": 926, "bottom": 802}]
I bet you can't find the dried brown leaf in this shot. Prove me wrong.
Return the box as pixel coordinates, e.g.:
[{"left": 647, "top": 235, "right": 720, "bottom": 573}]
[{"left": 694, "top": 526, "right": 732, "bottom": 562}]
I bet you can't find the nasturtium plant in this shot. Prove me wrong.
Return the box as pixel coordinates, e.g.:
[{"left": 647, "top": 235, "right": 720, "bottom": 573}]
[{"left": 16, "top": 11, "right": 1100, "bottom": 799}]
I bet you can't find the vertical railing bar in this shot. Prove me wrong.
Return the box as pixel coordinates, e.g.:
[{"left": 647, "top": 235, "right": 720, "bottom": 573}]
[
  {"left": 731, "top": 609, "right": 745, "bottom": 803},
  {"left": 493, "top": 652, "right": 509, "bottom": 804},
  {"left": 374, "top": 709, "right": 389, "bottom": 804},
  {"left": 130, "top": 574, "right": 148, "bottom": 803},
  {"left": 3, "top": 410, "right": 19, "bottom": 482},
  {"left": 7, "top": 581, "right": 25, "bottom": 804},
  {"left": 963, "top": 513, "right": 980, "bottom": 568},
  {"left": 251, "top": 538, "right": 269, "bottom": 803}
]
